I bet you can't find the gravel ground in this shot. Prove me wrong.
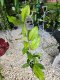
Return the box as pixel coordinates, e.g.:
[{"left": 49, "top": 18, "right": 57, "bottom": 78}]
[{"left": 0, "top": 28, "right": 60, "bottom": 80}]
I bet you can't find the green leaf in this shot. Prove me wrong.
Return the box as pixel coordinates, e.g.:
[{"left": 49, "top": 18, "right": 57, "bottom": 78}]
[
  {"left": 22, "top": 63, "right": 29, "bottom": 68},
  {"left": 33, "top": 64, "right": 45, "bottom": 80},
  {"left": 33, "top": 54, "right": 40, "bottom": 59},
  {"left": 14, "top": 0, "right": 18, "bottom": 7},
  {"left": 14, "top": 0, "right": 19, "bottom": 12},
  {"left": 22, "top": 25, "right": 28, "bottom": 36},
  {"left": 0, "top": 74, "right": 4, "bottom": 80},
  {"left": 24, "top": 41, "right": 29, "bottom": 49},
  {"left": 7, "top": 15, "right": 20, "bottom": 26},
  {"left": 29, "top": 26, "right": 38, "bottom": 40},
  {"left": 33, "top": 57, "right": 39, "bottom": 64},
  {"left": 0, "top": 0, "right": 4, "bottom": 7},
  {"left": 27, "top": 59, "right": 30, "bottom": 64},
  {"left": 27, "top": 52, "right": 33, "bottom": 60},
  {"left": 35, "top": 63, "right": 45, "bottom": 69},
  {"left": 21, "top": 5, "right": 30, "bottom": 22},
  {"left": 22, "top": 47, "right": 28, "bottom": 54},
  {"left": 33, "top": 53, "right": 42, "bottom": 59},
  {"left": 30, "top": 36, "right": 40, "bottom": 50}
]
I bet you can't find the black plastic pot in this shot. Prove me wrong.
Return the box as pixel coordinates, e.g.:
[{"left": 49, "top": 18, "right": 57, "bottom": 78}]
[{"left": 52, "top": 30, "right": 60, "bottom": 44}]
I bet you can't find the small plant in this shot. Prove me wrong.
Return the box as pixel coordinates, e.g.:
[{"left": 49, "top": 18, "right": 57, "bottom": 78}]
[
  {"left": 21, "top": 5, "right": 45, "bottom": 80},
  {"left": 0, "top": 1, "right": 45, "bottom": 79}
]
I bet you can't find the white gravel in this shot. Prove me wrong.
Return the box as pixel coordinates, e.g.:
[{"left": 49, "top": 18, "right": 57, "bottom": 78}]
[{"left": 0, "top": 28, "right": 60, "bottom": 80}]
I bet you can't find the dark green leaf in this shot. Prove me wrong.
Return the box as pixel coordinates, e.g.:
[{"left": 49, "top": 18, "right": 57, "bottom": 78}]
[
  {"left": 27, "top": 59, "right": 30, "bottom": 64},
  {"left": 14, "top": 0, "right": 19, "bottom": 12},
  {"left": 27, "top": 52, "right": 33, "bottom": 60},
  {"left": 0, "top": 0, "right": 4, "bottom": 7},
  {"left": 33, "top": 54, "right": 40, "bottom": 59},
  {"left": 33, "top": 53, "right": 42, "bottom": 59},
  {"left": 22, "top": 47, "right": 28, "bottom": 54}
]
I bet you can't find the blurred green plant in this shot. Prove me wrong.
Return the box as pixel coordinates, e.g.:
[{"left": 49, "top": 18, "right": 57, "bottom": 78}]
[
  {"left": 0, "top": 65, "right": 4, "bottom": 80},
  {"left": 0, "top": 0, "right": 45, "bottom": 79},
  {"left": 0, "top": 0, "right": 21, "bottom": 30},
  {"left": 7, "top": 15, "right": 21, "bottom": 26},
  {"left": 21, "top": 5, "right": 45, "bottom": 80},
  {"left": 44, "top": 1, "right": 60, "bottom": 31},
  {"left": 45, "top": 2, "right": 60, "bottom": 10},
  {"left": 0, "top": 0, "right": 11, "bottom": 30}
]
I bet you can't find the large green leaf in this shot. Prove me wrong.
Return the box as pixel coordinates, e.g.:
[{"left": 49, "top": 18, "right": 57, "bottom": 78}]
[
  {"left": 21, "top": 5, "right": 30, "bottom": 22},
  {"left": 29, "top": 26, "right": 38, "bottom": 40},
  {"left": 0, "top": 0, "right": 4, "bottom": 7},
  {"left": 22, "top": 25, "right": 28, "bottom": 36},
  {"left": 30, "top": 36, "right": 40, "bottom": 50},
  {"left": 7, "top": 15, "right": 20, "bottom": 26},
  {"left": 33, "top": 64, "right": 45, "bottom": 80}
]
